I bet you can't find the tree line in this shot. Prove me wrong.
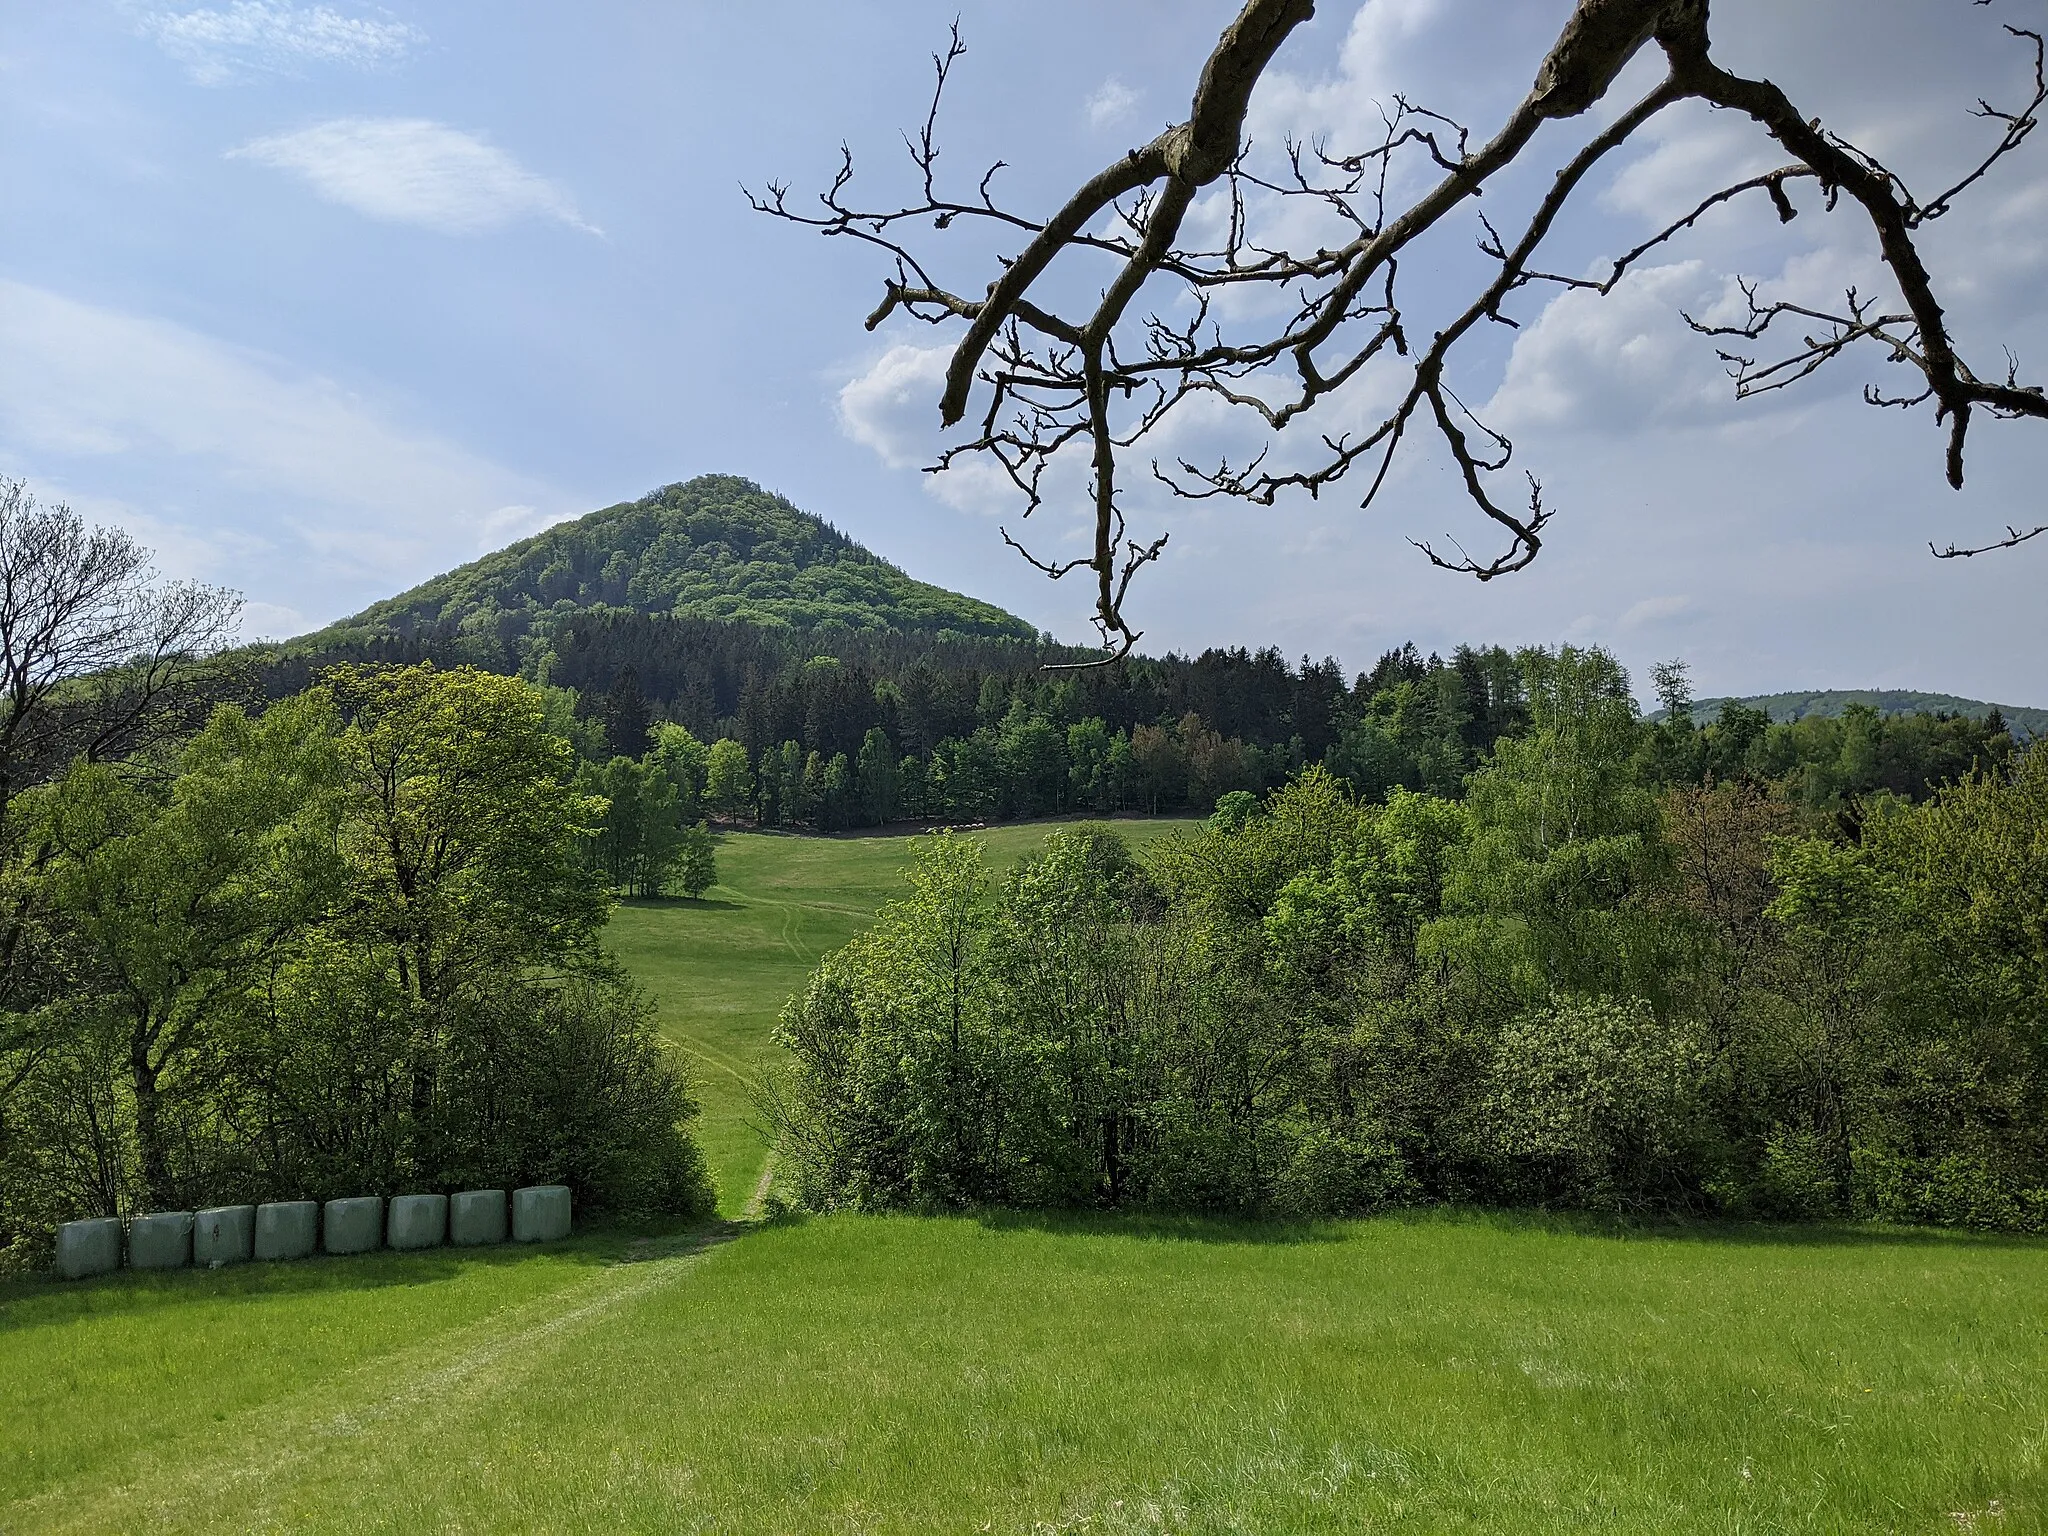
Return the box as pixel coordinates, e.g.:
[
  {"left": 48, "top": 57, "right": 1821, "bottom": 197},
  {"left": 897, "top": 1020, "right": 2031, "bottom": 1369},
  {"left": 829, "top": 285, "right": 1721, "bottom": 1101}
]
[
  {"left": 512, "top": 616, "right": 2020, "bottom": 838},
  {"left": 0, "top": 487, "right": 713, "bottom": 1265},
  {"left": 768, "top": 647, "right": 2048, "bottom": 1230}
]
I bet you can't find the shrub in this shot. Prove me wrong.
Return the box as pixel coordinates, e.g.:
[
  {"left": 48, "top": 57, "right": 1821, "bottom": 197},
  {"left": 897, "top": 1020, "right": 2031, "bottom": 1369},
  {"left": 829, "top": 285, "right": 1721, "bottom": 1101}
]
[{"left": 1482, "top": 995, "right": 1707, "bottom": 1210}]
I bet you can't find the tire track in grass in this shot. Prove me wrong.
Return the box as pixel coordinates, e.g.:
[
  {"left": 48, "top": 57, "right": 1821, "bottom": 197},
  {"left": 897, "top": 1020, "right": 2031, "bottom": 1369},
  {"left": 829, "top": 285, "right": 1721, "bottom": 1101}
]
[
  {"left": 743, "top": 1151, "right": 777, "bottom": 1218},
  {"left": 673, "top": 1035, "right": 762, "bottom": 1092},
  {"left": 4, "top": 1228, "right": 742, "bottom": 1535}
]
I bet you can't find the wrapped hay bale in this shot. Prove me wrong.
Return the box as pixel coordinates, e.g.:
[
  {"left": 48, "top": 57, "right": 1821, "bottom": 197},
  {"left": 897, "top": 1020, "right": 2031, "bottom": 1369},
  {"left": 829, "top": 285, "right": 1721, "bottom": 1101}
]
[
  {"left": 54, "top": 1217, "right": 122, "bottom": 1280},
  {"left": 322, "top": 1197, "right": 383, "bottom": 1255},
  {"left": 387, "top": 1193, "right": 448, "bottom": 1250},
  {"left": 128, "top": 1212, "right": 195, "bottom": 1270},
  {"left": 449, "top": 1190, "right": 507, "bottom": 1247},
  {"left": 253, "top": 1201, "right": 319, "bottom": 1261},
  {"left": 512, "top": 1185, "right": 571, "bottom": 1243},
  {"left": 195, "top": 1205, "right": 254, "bottom": 1267}
]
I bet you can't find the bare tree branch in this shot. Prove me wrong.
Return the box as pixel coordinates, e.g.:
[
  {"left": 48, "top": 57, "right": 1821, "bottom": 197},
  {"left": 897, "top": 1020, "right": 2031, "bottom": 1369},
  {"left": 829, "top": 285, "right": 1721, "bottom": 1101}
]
[{"left": 759, "top": 0, "right": 2048, "bottom": 657}]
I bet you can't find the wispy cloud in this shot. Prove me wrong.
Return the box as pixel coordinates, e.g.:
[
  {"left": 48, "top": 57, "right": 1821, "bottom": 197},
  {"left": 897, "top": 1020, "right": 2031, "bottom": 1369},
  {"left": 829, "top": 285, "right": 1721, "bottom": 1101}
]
[
  {"left": 0, "top": 278, "right": 572, "bottom": 623},
  {"left": 140, "top": 2, "right": 423, "bottom": 86},
  {"left": 1086, "top": 77, "right": 1138, "bottom": 130},
  {"left": 1619, "top": 594, "right": 1698, "bottom": 631},
  {"left": 229, "top": 118, "right": 600, "bottom": 235}
]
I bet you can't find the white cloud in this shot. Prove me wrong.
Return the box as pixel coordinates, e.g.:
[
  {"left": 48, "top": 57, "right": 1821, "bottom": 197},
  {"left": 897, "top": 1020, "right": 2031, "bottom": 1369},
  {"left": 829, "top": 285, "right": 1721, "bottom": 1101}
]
[
  {"left": 141, "top": 2, "right": 423, "bottom": 86},
  {"left": 837, "top": 342, "right": 949, "bottom": 469},
  {"left": 1488, "top": 261, "right": 1754, "bottom": 432},
  {"left": 229, "top": 119, "right": 599, "bottom": 235},
  {"left": 1618, "top": 594, "right": 1697, "bottom": 630},
  {"left": 0, "top": 279, "right": 574, "bottom": 623},
  {"left": 1086, "top": 77, "right": 1139, "bottom": 130},
  {"left": 1601, "top": 107, "right": 1780, "bottom": 227},
  {"left": 837, "top": 341, "right": 1088, "bottom": 519},
  {"left": 1250, "top": 0, "right": 1448, "bottom": 154}
]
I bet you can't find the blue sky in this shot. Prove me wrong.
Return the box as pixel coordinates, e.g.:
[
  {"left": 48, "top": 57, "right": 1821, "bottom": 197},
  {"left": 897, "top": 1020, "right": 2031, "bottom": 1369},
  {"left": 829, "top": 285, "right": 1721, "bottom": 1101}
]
[{"left": 3, "top": 0, "right": 2045, "bottom": 707}]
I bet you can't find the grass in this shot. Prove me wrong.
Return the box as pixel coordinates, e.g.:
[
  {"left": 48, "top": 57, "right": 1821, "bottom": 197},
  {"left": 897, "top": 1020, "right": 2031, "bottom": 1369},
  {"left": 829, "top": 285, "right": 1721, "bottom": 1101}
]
[
  {"left": 4, "top": 1212, "right": 2044, "bottom": 1531},
  {"left": 4, "top": 816, "right": 2045, "bottom": 1533},
  {"left": 605, "top": 818, "right": 1191, "bottom": 1214}
]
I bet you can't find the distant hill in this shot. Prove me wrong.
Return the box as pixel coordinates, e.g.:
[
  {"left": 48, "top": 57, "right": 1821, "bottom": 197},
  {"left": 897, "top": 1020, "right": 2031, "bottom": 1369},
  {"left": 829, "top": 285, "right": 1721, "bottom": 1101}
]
[
  {"left": 1681, "top": 689, "right": 2047, "bottom": 740},
  {"left": 302, "top": 474, "right": 1038, "bottom": 647}
]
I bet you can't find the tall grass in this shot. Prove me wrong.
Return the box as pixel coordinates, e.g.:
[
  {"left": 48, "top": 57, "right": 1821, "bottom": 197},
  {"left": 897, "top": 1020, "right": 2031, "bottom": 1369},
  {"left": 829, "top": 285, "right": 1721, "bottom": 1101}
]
[{"left": 5, "top": 1211, "right": 2041, "bottom": 1531}]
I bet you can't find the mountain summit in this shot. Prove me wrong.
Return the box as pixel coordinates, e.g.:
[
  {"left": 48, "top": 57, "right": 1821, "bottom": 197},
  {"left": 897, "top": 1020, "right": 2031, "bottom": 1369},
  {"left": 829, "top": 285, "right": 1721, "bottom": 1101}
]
[{"left": 307, "top": 475, "right": 1037, "bottom": 646}]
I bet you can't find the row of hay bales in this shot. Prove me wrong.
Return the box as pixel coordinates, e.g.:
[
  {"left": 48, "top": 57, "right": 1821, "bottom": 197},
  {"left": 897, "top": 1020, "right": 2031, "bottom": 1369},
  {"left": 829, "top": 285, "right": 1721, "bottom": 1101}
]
[{"left": 52, "top": 1186, "right": 572, "bottom": 1280}]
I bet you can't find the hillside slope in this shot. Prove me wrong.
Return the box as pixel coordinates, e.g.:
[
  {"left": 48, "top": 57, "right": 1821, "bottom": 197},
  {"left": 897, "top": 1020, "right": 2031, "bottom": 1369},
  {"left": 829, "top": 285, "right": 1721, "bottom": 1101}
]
[
  {"left": 305, "top": 475, "right": 1037, "bottom": 646},
  {"left": 1690, "top": 689, "right": 2047, "bottom": 739}
]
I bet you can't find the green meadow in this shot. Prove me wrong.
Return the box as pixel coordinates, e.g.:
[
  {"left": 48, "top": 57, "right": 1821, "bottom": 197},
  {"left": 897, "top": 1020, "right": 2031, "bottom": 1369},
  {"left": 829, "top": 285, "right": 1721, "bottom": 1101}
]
[
  {"left": 607, "top": 820, "right": 1192, "bottom": 1214},
  {"left": 4, "top": 822, "right": 2045, "bottom": 1534}
]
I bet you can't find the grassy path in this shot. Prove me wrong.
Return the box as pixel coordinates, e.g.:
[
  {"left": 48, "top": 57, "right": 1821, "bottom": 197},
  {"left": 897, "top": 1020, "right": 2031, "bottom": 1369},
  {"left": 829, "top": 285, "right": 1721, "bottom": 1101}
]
[{"left": 4, "top": 1230, "right": 733, "bottom": 1534}]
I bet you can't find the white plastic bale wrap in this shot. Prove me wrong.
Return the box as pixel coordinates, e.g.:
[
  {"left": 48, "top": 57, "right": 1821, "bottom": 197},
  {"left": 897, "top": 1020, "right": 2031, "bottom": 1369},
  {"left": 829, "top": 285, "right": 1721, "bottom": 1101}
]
[
  {"left": 194, "top": 1205, "right": 255, "bottom": 1267},
  {"left": 387, "top": 1193, "right": 448, "bottom": 1250},
  {"left": 54, "top": 1217, "right": 122, "bottom": 1280},
  {"left": 512, "top": 1185, "right": 572, "bottom": 1243},
  {"left": 253, "top": 1201, "right": 319, "bottom": 1261},
  {"left": 128, "top": 1211, "right": 195, "bottom": 1269},
  {"left": 449, "top": 1190, "right": 507, "bottom": 1246},
  {"left": 323, "top": 1197, "right": 383, "bottom": 1255}
]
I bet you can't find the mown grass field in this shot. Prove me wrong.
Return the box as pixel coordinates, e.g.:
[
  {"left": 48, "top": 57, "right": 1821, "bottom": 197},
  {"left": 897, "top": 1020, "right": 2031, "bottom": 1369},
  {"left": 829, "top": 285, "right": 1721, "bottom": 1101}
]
[{"left": 4, "top": 819, "right": 2046, "bottom": 1534}]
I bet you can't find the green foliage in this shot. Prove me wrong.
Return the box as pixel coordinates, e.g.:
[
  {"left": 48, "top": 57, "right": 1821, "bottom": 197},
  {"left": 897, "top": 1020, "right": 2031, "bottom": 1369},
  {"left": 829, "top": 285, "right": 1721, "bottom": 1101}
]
[
  {"left": 31, "top": 693, "right": 348, "bottom": 1209},
  {"left": 1435, "top": 645, "right": 1672, "bottom": 1006},
  {"left": 855, "top": 725, "right": 899, "bottom": 825},
  {"left": 307, "top": 475, "right": 1037, "bottom": 649},
  {"left": 768, "top": 642, "right": 2048, "bottom": 1232},
  {"left": 578, "top": 755, "right": 690, "bottom": 897},
  {"left": 674, "top": 822, "right": 718, "bottom": 898},
  {"left": 704, "top": 737, "right": 754, "bottom": 823},
  {"left": 0, "top": 665, "right": 714, "bottom": 1257},
  {"left": 650, "top": 722, "right": 708, "bottom": 818},
  {"left": 327, "top": 663, "right": 611, "bottom": 1000},
  {"left": 428, "top": 978, "right": 710, "bottom": 1215},
  {"left": 1685, "top": 686, "right": 2048, "bottom": 740},
  {"left": 1482, "top": 996, "right": 1707, "bottom": 1210},
  {"left": 1752, "top": 747, "right": 2048, "bottom": 1228},
  {"left": 772, "top": 812, "right": 1426, "bottom": 1217}
]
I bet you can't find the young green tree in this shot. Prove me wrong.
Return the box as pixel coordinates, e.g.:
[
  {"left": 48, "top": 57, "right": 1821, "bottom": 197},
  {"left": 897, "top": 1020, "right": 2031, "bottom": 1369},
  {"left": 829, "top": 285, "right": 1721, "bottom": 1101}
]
[
  {"left": 704, "top": 737, "right": 755, "bottom": 825},
  {"left": 821, "top": 752, "right": 853, "bottom": 832},
  {"left": 856, "top": 726, "right": 900, "bottom": 826},
  {"left": 800, "top": 750, "right": 828, "bottom": 827},
  {"left": 328, "top": 664, "right": 609, "bottom": 1007},
  {"left": 650, "top": 722, "right": 708, "bottom": 822},
  {"left": 778, "top": 740, "right": 810, "bottom": 824},
  {"left": 770, "top": 833, "right": 1002, "bottom": 1208},
  {"left": 582, "top": 756, "right": 686, "bottom": 897},
  {"left": 675, "top": 822, "right": 718, "bottom": 898},
  {"left": 1433, "top": 646, "right": 1671, "bottom": 1006},
  {"left": 40, "top": 692, "right": 345, "bottom": 1208},
  {"left": 1067, "top": 717, "right": 1111, "bottom": 810}
]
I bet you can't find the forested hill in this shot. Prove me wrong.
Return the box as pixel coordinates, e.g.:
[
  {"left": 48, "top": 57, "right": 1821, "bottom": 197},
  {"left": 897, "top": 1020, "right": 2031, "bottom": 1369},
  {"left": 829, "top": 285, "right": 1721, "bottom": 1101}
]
[
  {"left": 1686, "top": 689, "right": 2047, "bottom": 740},
  {"left": 302, "top": 475, "right": 1038, "bottom": 647}
]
